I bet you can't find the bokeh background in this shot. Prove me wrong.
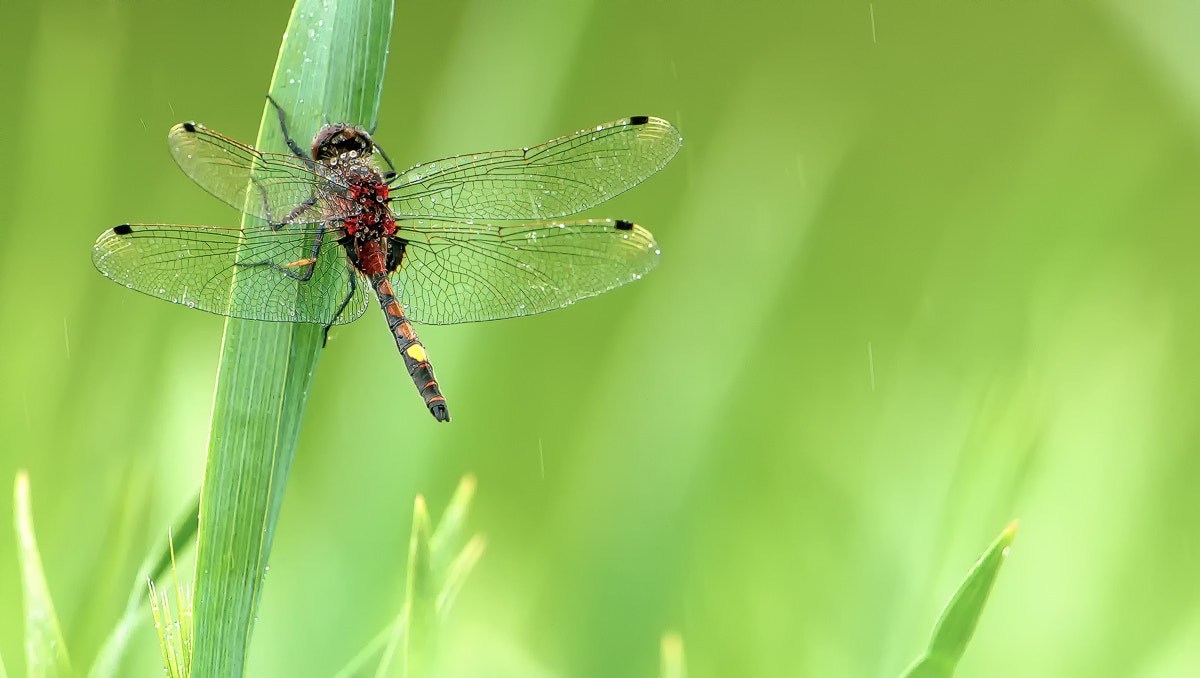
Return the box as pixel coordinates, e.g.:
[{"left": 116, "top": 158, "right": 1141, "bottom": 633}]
[{"left": 3, "top": 0, "right": 1200, "bottom": 676}]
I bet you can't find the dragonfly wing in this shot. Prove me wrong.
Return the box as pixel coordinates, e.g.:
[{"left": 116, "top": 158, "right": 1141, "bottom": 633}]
[
  {"left": 93, "top": 223, "right": 369, "bottom": 325},
  {"left": 168, "top": 122, "right": 352, "bottom": 224},
  {"left": 390, "top": 218, "right": 660, "bottom": 325},
  {"left": 389, "top": 117, "right": 681, "bottom": 220}
]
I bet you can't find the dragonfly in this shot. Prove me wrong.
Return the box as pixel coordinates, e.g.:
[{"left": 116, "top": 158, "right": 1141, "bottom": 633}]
[{"left": 93, "top": 101, "right": 681, "bottom": 421}]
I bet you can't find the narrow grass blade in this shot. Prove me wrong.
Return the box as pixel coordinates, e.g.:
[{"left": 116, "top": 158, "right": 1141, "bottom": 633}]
[
  {"left": 901, "top": 521, "right": 1018, "bottom": 678},
  {"left": 336, "top": 479, "right": 482, "bottom": 678},
  {"left": 375, "top": 497, "right": 431, "bottom": 678},
  {"left": 146, "top": 495, "right": 200, "bottom": 586},
  {"left": 660, "top": 633, "right": 686, "bottom": 678},
  {"left": 190, "top": 0, "right": 393, "bottom": 675},
  {"left": 404, "top": 496, "right": 443, "bottom": 678},
  {"left": 88, "top": 494, "right": 199, "bottom": 678},
  {"left": 13, "top": 471, "right": 73, "bottom": 678},
  {"left": 148, "top": 532, "right": 194, "bottom": 678},
  {"left": 333, "top": 614, "right": 406, "bottom": 678},
  {"left": 1, "top": 648, "right": 8, "bottom": 678},
  {"left": 429, "top": 475, "right": 476, "bottom": 571},
  {"left": 436, "top": 536, "right": 486, "bottom": 618}
]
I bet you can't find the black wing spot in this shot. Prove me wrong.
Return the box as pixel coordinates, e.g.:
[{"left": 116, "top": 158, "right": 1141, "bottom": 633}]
[
  {"left": 182, "top": 121, "right": 197, "bottom": 133},
  {"left": 614, "top": 219, "right": 634, "bottom": 231},
  {"left": 629, "top": 116, "right": 650, "bottom": 125},
  {"left": 113, "top": 224, "right": 133, "bottom": 235}
]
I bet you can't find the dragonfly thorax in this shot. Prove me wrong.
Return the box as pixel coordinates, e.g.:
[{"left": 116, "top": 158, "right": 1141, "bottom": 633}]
[
  {"left": 313, "top": 124, "right": 375, "bottom": 162},
  {"left": 341, "top": 177, "right": 395, "bottom": 239}
]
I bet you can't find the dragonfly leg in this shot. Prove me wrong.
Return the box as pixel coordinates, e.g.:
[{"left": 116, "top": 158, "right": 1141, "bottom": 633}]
[
  {"left": 277, "top": 193, "right": 320, "bottom": 229},
  {"left": 266, "top": 94, "right": 312, "bottom": 161},
  {"left": 250, "top": 177, "right": 275, "bottom": 224},
  {"left": 322, "top": 266, "right": 359, "bottom": 346},
  {"left": 374, "top": 142, "right": 398, "bottom": 182},
  {"left": 238, "top": 223, "right": 326, "bottom": 282}
]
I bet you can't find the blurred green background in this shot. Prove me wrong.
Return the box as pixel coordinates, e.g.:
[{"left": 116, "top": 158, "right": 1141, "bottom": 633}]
[{"left": 2, "top": 0, "right": 1200, "bottom": 675}]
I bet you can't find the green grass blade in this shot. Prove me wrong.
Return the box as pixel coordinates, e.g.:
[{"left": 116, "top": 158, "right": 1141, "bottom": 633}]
[
  {"left": 337, "top": 479, "right": 482, "bottom": 678},
  {"left": 88, "top": 494, "right": 199, "bottom": 678},
  {"left": 901, "top": 521, "right": 1018, "bottom": 678},
  {"left": 332, "top": 616, "right": 407, "bottom": 678},
  {"left": 429, "top": 475, "right": 476, "bottom": 572},
  {"left": 190, "top": 0, "right": 394, "bottom": 675},
  {"left": 147, "top": 534, "right": 194, "bottom": 678},
  {"left": 435, "top": 536, "right": 485, "bottom": 618},
  {"left": 146, "top": 495, "right": 200, "bottom": 586},
  {"left": 659, "top": 633, "right": 686, "bottom": 678},
  {"left": 375, "top": 496, "right": 431, "bottom": 678},
  {"left": 13, "top": 472, "right": 73, "bottom": 678},
  {"left": 391, "top": 496, "right": 434, "bottom": 678}
]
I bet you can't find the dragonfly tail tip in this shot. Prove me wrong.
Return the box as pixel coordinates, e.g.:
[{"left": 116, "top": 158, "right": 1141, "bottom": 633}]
[{"left": 430, "top": 402, "right": 451, "bottom": 422}]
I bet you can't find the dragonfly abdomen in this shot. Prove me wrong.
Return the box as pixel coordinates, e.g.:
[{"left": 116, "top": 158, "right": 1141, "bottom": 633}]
[{"left": 357, "top": 240, "right": 449, "bottom": 422}]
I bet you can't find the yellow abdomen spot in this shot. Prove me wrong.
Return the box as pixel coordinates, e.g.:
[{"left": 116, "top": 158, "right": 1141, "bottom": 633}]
[{"left": 406, "top": 343, "right": 428, "bottom": 363}]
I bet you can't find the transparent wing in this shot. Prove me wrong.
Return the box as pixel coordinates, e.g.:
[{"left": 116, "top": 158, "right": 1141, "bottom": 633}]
[
  {"left": 93, "top": 223, "right": 369, "bottom": 325},
  {"left": 168, "top": 122, "right": 354, "bottom": 224},
  {"left": 391, "top": 218, "right": 660, "bottom": 325},
  {"left": 389, "top": 117, "right": 681, "bottom": 220}
]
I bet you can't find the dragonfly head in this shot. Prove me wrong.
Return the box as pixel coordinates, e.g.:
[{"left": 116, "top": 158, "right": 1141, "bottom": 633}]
[{"left": 312, "top": 124, "right": 376, "bottom": 163}]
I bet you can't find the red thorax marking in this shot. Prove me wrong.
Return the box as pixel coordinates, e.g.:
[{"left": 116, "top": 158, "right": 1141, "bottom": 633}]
[{"left": 344, "top": 182, "right": 395, "bottom": 236}]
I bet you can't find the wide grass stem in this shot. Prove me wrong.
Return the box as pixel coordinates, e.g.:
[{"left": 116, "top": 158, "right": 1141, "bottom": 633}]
[{"left": 189, "top": 0, "right": 394, "bottom": 675}]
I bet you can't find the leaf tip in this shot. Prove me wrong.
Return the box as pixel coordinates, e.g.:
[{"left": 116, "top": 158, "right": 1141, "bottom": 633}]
[
  {"left": 660, "top": 631, "right": 687, "bottom": 678},
  {"left": 460, "top": 474, "right": 477, "bottom": 496},
  {"left": 14, "top": 470, "right": 29, "bottom": 505},
  {"left": 999, "top": 519, "right": 1018, "bottom": 555},
  {"left": 661, "top": 631, "right": 684, "bottom": 657}
]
